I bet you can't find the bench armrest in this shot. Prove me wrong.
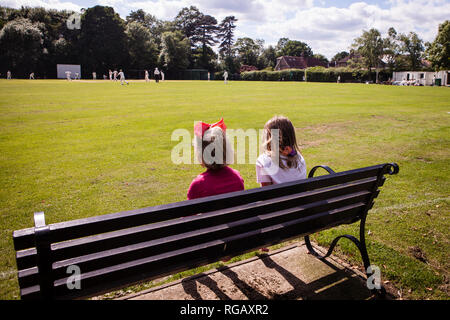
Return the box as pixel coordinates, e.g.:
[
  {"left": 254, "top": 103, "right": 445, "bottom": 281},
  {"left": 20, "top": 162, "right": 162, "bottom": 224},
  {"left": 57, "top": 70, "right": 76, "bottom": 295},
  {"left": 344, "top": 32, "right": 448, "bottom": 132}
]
[{"left": 308, "top": 165, "right": 336, "bottom": 178}]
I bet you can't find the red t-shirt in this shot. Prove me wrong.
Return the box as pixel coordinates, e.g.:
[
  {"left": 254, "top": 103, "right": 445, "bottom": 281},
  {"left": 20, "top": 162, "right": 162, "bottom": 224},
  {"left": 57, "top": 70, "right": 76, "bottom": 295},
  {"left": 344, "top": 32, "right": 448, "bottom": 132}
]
[{"left": 187, "top": 166, "right": 245, "bottom": 200}]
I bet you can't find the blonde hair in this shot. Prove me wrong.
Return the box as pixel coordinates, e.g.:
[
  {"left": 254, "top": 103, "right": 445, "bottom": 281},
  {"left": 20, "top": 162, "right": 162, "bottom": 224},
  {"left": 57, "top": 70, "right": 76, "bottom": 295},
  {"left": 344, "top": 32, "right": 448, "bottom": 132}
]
[
  {"left": 194, "top": 126, "right": 234, "bottom": 171},
  {"left": 262, "top": 115, "right": 301, "bottom": 170}
]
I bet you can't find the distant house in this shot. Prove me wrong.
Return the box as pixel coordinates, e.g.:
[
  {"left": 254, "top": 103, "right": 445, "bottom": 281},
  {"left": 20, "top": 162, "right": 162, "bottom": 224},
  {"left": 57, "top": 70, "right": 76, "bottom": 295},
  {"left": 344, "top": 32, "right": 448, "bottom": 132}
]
[
  {"left": 240, "top": 65, "right": 258, "bottom": 73},
  {"left": 274, "top": 55, "right": 328, "bottom": 71},
  {"left": 334, "top": 52, "right": 362, "bottom": 67}
]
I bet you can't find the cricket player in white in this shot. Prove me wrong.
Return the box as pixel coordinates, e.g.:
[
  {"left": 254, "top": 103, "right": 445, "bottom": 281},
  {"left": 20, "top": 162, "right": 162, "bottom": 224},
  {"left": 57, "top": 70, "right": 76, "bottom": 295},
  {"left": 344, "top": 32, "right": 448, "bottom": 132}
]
[
  {"left": 154, "top": 67, "right": 160, "bottom": 83},
  {"left": 223, "top": 71, "right": 228, "bottom": 84},
  {"left": 118, "top": 69, "right": 129, "bottom": 85},
  {"left": 145, "top": 70, "right": 149, "bottom": 82},
  {"left": 65, "top": 71, "right": 72, "bottom": 81}
]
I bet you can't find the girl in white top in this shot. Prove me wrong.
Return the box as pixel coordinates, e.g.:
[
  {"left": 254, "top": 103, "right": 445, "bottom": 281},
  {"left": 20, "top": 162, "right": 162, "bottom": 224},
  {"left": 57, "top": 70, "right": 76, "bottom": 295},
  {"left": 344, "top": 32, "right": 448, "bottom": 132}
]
[{"left": 256, "top": 115, "right": 307, "bottom": 186}]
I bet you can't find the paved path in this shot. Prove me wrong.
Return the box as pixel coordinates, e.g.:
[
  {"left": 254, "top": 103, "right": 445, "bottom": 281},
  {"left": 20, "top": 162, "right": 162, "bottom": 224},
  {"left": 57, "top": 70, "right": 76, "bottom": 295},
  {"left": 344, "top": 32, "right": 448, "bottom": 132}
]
[{"left": 120, "top": 242, "right": 379, "bottom": 300}]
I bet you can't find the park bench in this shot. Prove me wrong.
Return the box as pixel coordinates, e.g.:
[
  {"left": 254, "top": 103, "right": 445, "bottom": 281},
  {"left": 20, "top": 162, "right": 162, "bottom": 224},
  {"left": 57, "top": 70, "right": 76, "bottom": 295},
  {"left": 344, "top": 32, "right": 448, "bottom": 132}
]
[{"left": 12, "top": 162, "right": 399, "bottom": 300}]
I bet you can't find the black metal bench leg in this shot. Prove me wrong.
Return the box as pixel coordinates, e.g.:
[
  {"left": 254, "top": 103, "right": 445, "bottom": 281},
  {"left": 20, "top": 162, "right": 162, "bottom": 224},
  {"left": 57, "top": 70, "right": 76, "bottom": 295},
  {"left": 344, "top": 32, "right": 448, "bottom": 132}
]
[{"left": 304, "top": 214, "right": 386, "bottom": 298}]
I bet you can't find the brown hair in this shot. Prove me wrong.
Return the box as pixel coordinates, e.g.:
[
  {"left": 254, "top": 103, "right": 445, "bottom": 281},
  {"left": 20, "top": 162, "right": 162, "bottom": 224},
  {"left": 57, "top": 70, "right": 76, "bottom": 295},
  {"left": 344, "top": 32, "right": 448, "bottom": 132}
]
[
  {"left": 262, "top": 115, "right": 301, "bottom": 170},
  {"left": 197, "top": 127, "right": 232, "bottom": 171}
]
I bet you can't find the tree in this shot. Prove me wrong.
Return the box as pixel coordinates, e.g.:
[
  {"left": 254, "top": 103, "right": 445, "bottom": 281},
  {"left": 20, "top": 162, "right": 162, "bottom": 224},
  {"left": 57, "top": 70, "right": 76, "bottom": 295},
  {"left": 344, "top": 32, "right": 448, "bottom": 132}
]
[
  {"left": 426, "top": 20, "right": 450, "bottom": 71},
  {"left": 191, "top": 44, "right": 218, "bottom": 71},
  {"left": 278, "top": 39, "right": 313, "bottom": 57},
  {"left": 233, "top": 37, "right": 261, "bottom": 67},
  {"left": 398, "top": 31, "right": 424, "bottom": 70},
  {"left": 383, "top": 27, "right": 400, "bottom": 72},
  {"left": 126, "top": 21, "right": 158, "bottom": 70},
  {"left": 258, "top": 45, "right": 277, "bottom": 69},
  {"left": 218, "top": 16, "right": 238, "bottom": 72},
  {"left": 275, "top": 37, "right": 289, "bottom": 55},
  {"left": 331, "top": 51, "right": 349, "bottom": 64},
  {"left": 352, "top": 28, "right": 384, "bottom": 78},
  {"left": 126, "top": 9, "right": 164, "bottom": 47},
  {"left": 174, "top": 6, "right": 203, "bottom": 46},
  {"left": 218, "top": 16, "right": 237, "bottom": 59},
  {"left": 194, "top": 14, "right": 218, "bottom": 68},
  {"left": 159, "top": 31, "right": 191, "bottom": 73},
  {"left": 313, "top": 54, "right": 329, "bottom": 65},
  {"left": 0, "top": 17, "right": 43, "bottom": 77},
  {"left": 79, "top": 6, "right": 128, "bottom": 75}
]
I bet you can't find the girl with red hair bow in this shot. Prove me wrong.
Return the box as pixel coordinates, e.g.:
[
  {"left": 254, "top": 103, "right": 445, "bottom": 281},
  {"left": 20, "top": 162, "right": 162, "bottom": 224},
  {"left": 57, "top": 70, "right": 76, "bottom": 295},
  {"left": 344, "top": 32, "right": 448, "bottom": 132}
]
[{"left": 187, "top": 118, "right": 244, "bottom": 200}]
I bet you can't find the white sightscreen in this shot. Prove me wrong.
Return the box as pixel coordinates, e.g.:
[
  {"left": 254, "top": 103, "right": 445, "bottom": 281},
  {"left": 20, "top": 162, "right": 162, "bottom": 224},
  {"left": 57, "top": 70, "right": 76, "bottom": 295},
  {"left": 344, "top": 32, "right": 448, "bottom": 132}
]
[{"left": 56, "top": 64, "right": 81, "bottom": 79}]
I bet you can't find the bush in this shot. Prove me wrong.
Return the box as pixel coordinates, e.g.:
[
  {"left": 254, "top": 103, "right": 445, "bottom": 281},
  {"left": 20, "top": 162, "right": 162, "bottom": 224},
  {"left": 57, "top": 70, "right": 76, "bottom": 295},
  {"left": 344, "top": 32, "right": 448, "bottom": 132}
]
[
  {"left": 240, "top": 69, "right": 305, "bottom": 81},
  {"left": 305, "top": 67, "right": 392, "bottom": 83},
  {"left": 234, "top": 67, "right": 392, "bottom": 83}
]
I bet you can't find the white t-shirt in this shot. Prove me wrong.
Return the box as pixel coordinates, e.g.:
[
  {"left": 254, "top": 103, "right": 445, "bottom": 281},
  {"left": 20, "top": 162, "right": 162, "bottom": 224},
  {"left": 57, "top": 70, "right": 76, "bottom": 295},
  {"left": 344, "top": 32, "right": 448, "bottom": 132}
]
[{"left": 256, "top": 152, "right": 307, "bottom": 184}]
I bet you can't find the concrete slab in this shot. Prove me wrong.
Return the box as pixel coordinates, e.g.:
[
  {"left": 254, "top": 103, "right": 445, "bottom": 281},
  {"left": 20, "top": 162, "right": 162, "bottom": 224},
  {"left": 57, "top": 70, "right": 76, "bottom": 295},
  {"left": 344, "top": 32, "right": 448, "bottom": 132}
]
[{"left": 120, "top": 242, "right": 378, "bottom": 300}]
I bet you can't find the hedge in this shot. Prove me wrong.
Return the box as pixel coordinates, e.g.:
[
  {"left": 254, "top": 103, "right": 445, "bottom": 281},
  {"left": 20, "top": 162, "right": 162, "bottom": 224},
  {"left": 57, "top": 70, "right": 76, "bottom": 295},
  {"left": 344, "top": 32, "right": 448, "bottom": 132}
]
[
  {"left": 305, "top": 67, "right": 392, "bottom": 83},
  {"left": 238, "top": 67, "right": 392, "bottom": 83},
  {"left": 240, "top": 69, "right": 305, "bottom": 81}
]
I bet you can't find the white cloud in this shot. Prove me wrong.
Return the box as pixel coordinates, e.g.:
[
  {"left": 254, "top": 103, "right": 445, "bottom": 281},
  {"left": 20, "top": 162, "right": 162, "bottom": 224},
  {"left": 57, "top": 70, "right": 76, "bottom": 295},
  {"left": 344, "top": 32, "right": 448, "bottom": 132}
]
[
  {"left": 1, "top": 0, "right": 81, "bottom": 11},
  {"left": 252, "top": 0, "right": 449, "bottom": 59}
]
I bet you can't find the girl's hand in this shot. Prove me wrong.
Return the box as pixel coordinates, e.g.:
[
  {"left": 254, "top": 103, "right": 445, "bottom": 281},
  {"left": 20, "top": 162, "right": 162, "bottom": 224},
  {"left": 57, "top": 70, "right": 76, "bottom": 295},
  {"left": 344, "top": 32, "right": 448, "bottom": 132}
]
[{"left": 261, "top": 182, "right": 272, "bottom": 187}]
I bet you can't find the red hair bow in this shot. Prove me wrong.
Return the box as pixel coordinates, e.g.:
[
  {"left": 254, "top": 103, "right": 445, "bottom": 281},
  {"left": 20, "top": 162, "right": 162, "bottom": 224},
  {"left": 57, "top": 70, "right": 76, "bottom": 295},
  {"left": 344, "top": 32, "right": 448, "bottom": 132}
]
[{"left": 194, "top": 118, "right": 227, "bottom": 137}]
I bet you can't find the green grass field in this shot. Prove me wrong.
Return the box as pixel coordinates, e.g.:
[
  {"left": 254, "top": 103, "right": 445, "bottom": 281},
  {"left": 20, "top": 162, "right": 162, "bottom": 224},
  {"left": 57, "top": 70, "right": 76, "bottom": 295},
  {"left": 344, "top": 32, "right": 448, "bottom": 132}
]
[{"left": 0, "top": 79, "right": 449, "bottom": 300}]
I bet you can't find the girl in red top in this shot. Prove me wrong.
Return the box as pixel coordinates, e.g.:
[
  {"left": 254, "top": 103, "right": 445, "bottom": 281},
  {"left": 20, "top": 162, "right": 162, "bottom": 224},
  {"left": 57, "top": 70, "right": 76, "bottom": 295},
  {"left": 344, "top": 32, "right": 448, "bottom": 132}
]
[{"left": 187, "top": 118, "right": 244, "bottom": 200}]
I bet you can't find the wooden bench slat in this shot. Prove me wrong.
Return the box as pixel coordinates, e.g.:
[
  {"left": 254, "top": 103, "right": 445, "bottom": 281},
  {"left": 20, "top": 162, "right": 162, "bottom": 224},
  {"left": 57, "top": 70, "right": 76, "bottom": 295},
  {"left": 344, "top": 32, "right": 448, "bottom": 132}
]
[
  {"left": 15, "top": 177, "right": 378, "bottom": 270},
  {"left": 13, "top": 164, "right": 387, "bottom": 251},
  {"left": 17, "top": 192, "right": 373, "bottom": 292},
  {"left": 19, "top": 202, "right": 366, "bottom": 300},
  {"left": 14, "top": 163, "right": 398, "bottom": 300}
]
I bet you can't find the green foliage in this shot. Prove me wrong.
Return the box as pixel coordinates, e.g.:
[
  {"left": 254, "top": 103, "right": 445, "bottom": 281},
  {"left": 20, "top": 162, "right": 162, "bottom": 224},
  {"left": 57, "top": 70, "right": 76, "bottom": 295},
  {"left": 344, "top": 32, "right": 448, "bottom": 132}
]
[
  {"left": 126, "top": 9, "right": 164, "bottom": 48},
  {"left": 278, "top": 39, "right": 313, "bottom": 57},
  {"left": 241, "top": 69, "right": 305, "bottom": 81},
  {"left": 240, "top": 67, "right": 392, "bottom": 83},
  {"left": 218, "top": 16, "right": 237, "bottom": 60},
  {"left": 0, "top": 17, "right": 43, "bottom": 76},
  {"left": 352, "top": 28, "right": 384, "bottom": 74},
  {"left": 426, "top": 20, "right": 450, "bottom": 71},
  {"left": 79, "top": 6, "right": 128, "bottom": 75},
  {"left": 159, "top": 30, "right": 191, "bottom": 73},
  {"left": 398, "top": 31, "right": 425, "bottom": 70},
  {"left": 233, "top": 37, "right": 262, "bottom": 67},
  {"left": 331, "top": 51, "right": 349, "bottom": 63},
  {"left": 126, "top": 21, "right": 158, "bottom": 69}
]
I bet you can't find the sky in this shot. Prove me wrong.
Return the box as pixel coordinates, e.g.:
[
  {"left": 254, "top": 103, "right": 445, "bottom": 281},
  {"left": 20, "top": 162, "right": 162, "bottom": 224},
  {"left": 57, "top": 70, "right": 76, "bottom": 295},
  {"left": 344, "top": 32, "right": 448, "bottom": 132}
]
[{"left": 1, "top": 0, "right": 449, "bottom": 59}]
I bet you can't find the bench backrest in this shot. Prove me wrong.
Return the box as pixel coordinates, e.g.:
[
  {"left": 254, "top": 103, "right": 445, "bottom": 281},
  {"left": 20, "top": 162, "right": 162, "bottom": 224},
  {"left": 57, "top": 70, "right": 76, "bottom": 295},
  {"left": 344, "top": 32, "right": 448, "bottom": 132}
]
[{"left": 13, "top": 163, "right": 398, "bottom": 299}]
